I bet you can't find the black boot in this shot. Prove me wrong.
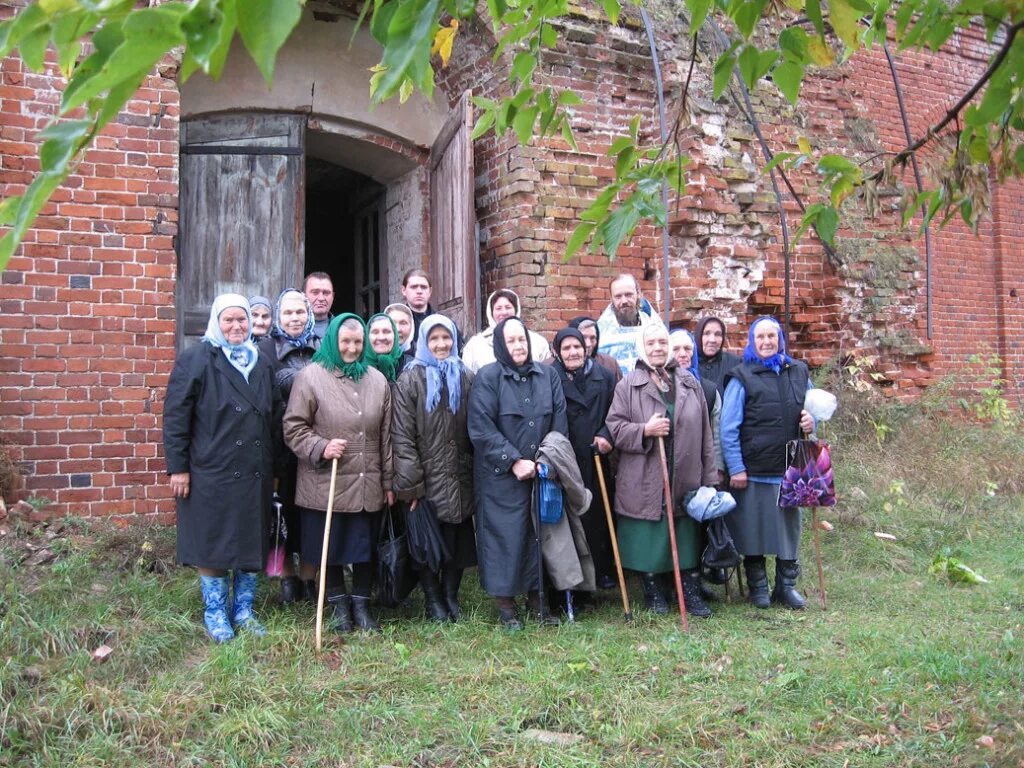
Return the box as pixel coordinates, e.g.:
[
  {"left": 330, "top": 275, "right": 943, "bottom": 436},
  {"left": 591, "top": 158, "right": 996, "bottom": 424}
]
[
  {"left": 280, "top": 576, "right": 302, "bottom": 605},
  {"left": 419, "top": 568, "right": 450, "bottom": 623},
  {"left": 640, "top": 573, "right": 669, "bottom": 614},
  {"left": 682, "top": 570, "right": 712, "bottom": 618},
  {"left": 772, "top": 559, "right": 807, "bottom": 610},
  {"left": 350, "top": 596, "right": 381, "bottom": 632},
  {"left": 442, "top": 567, "right": 463, "bottom": 622},
  {"left": 744, "top": 557, "right": 770, "bottom": 609},
  {"left": 302, "top": 579, "right": 318, "bottom": 604},
  {"left": 526, "top": 590, "right": 560, "bottom": 626},
  {"left": 328, "top": 593, "right": 353, "bottom": 633},
  {"left": 495, "top": 597, "right": 523, "bottom": 631}
]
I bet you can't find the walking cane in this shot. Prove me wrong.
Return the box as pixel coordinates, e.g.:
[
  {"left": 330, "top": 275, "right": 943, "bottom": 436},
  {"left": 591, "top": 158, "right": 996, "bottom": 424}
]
[
  {"left": 592, "top": 445, "right": 632, "bottom": 622},
  {"left": 812, "top": 508, "right": 827, "bottom": 610},
  {"left": 531, "top": 472, "right": 548, "bottom": 625},
  {"left": 657, "top": 437, "right": 688, "bottom": 631},
  {"left": 315, "top": 457, "right": 339, "bottom": 652}
]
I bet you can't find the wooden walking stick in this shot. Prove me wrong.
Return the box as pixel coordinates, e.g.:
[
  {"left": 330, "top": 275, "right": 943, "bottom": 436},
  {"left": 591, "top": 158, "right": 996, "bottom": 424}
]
[
  {"left": 657, "top": 437, "right": 688, "bottom": 631},
  {"left": 592, "top": 445, "right": 632, "bottom": 622},
  {"left": 315, "top": 457, "right": 339, "bottom": 652},
  {"left": 812, "top": 508, "right": 827, "bottom": 610}
]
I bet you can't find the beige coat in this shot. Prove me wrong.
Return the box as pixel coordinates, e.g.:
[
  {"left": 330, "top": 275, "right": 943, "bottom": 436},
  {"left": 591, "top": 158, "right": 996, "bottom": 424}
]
[
  {"left": 606, "top": 366, "right": 717, "bottom": 521},
  {"left": 284, "top": 363, "right": 394, "bottom": 514}
]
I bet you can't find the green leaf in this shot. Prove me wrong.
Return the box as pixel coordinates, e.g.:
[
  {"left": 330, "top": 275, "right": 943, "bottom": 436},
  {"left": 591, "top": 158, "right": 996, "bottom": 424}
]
[
  {"left": 513, "top": 105, "right": 538, "bottom": 145},
  {"left": 486, "top": 0, "right": 508, "bottom": 30},
  {"left": 511, "top": 51, "right": 537, "bottom": 83},
  {"left": 713, "top": 50, "right": 736, "bottom": 99},
  {"left": 37, "top": 119, "right": 91, "bottom": 172},
  {"left": 540, "top": 22, "right": 558, "bottom": 48},
  {"left": 806, "top": 0, "right": 825, "bottom": 36},
  {"left": 815, "top": 205, "right": 839, "bottom": 245},
  {"left": 967, "top": 135, "right": 990, "bottom": 163},
  {"left": 556, "top": 90, "right": 583, "bottom": 106},
  {"left": 817, "top": 154, "right": 859, "bottom": 174},
  {"left": 732, "top": 0, "right": 767, "bottom": 38},
  {"left": 0, "top": 4, "right": 48, "bottom": 60},
  {"left": 470, "top": 107, "right": 496, "bottom": 140},
  {"left": 772, "top": 60, "right": 803, "bottom": 104},
  {"left": 778, "top": 26, "right": 808, "bottom": 63},
  {"left": 628, "top": 114, "right": 641, "bottom": 142},
  {"left": 608, "top": 136, "right": 634, "bottom": 156},
  {"left": 372, "top": 0, "right": 442, "bottom": 103},
  {"left": 599, "top": 196, "right": 642, "bottom": 258},
  {"left": 0, "top": 195, "right": 21, "bottom": 227},
  {"left": 564, "top": 221, "right": 595, "bottom": 261},
  {"left": 236, "top": 0, "right": 303, "bottom": 86},
  {"left": 601, "top": 0, "right": 621, "bottom": 24},
  {"left": 182, "top": 0, "right": 229, "bottom": 74},
  {"left": 19, "top": 22, "right": 51, "bottom": 71},
  {"left": 687, "top": 0, "right": 713, "bottom": 33},
  {"left": 738, "top": 44, "right": 778, "bottom": 88},
  {"left": 762, "top": 151, "right": 796, "bottom": 174},
  {"left": 615, "top": 146, "right": 637, "bottom": 178},
  {"left": 560, "top": 119, "right": 578, "bottom": 151},
  {"left": 829, "top": 0, "right": 862, "bottom": 49}
]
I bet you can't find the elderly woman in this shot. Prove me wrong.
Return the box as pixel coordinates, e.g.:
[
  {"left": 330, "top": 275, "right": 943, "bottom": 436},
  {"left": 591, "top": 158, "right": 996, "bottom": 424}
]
[
  {"left": 468, "top": 317, "right": 567, "bottom": 629},
  {"left": 549, "top": 326, "right": 618, "bottom": 592},
  {"left": 248, "top": 295, "right": 273, "bottom": 338},
  {"left": 722, "top": 316, "right": 814, "bottom": 610},
  {"left": 385, "top": 302, "right": 417, "bottom": 358},
  {"left": 366, "top": 312, "right": 409, "bottom": 382},
  {"left": 606, "top": 324, "right": 718, "bottom": 618},
  {"left": 463, "top": 289, "right": 551, "bottom": 373},
  {"left": 670, "top": 329, "right": 724, "bottom": 481},
  {"left": 392, "top": 314, "right": 476, "bottom": 622},
  {"left": 569, "top": 315, "right": 622, "bottom": 383},
  {"left": 284, "top": 314, "right": 396, "bottom": 633},
  {"left": 695, "top": 315, "right": 742, "bottom": 395},
  {"left": 163, "top": 294, "right": 279, "bottom": 642},
  {"left": 257, "top": 289, "right": 321, "bottom": 603}
]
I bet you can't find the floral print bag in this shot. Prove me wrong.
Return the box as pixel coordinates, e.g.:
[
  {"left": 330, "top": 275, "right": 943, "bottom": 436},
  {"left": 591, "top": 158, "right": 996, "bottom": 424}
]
[{"left": 778, "top": 439, "right": 836, "bottom": 508}]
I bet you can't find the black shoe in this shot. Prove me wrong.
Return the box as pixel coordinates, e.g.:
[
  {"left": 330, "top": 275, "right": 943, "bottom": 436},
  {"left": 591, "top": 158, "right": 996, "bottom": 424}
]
[
  {"left": 280, "top": 576, "right": 302, "bottom": 605},
  {"left": 328, "top": 594, "right": 353, "bottom": 633},
  {"left": 682, "top": 570, "right": 712, "bottom": 618},
  {"left": 597, "top": 574, "right": 617, "bottom": 590},
  {"left": 744, "top": 557, "right": 771, "bottom": 609},
  {"left": 351, "top": 596, "right": 381, "bottom": 632},
  {"left": 442, "top": 567, "right": 463, "bottom": 622},
  {"left": 496, "top": 599, "right": 523, "bottom": 631},
  {"left": 419, "top": 570, "right": 450, "bottom": 623},
  {"left": 704, "top": 566, "right": 729, "bottom": 585},
  {"left": 302, "top": 579, "right": 318, "bottom": 604},
  {"left": 526, "top": 591, "right": 561, "bottom": 626},
  {"left": 772, "top": 559, "right": 807, "bottom": 610},
  {"left": 640, "top": 573, "right": 669, "bottom": 614}
]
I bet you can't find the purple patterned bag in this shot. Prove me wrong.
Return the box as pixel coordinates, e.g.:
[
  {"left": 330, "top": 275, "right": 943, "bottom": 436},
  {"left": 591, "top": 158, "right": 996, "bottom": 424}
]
[{"left": 778, "top": 439, "right": 836, "bottom": 508}]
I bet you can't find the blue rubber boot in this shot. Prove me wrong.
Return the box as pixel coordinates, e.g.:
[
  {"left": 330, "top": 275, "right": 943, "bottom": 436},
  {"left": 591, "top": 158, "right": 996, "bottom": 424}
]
[
  {"left": 231, "top": 571, "right": 267, "bottom": 637},
  {"left": 200, "top": 575, "right": 235, "bottom": 643}
]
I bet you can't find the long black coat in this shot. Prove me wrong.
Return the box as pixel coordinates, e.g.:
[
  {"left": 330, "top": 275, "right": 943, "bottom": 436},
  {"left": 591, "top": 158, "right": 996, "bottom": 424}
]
[
  {"left": 468, "top": 360, "right": 567, "bottom": 596},
  {"left": 163, "top": 343, "right": 280, "bottom": 570}
]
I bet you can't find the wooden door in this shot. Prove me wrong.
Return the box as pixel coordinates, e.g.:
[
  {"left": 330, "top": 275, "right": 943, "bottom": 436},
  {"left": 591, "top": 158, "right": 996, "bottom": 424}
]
[
  {"left": 352, "top": 195, "right": 387, "bottom": 318},
  {"left": 177, "top": 113, "right": 305, "bottom": 348},
  {"left": 429, "top": 90, "right": 477, "bottom": 334}
]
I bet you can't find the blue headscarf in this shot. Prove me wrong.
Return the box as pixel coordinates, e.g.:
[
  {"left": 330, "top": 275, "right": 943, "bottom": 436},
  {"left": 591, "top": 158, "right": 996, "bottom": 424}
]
[
  {"left": 669, "top": 329, "right": 700, "bottom": 380},
  {"left": 272, "top": 288, "right": 316, "bottom": 348},
  {"left": 410, "top": 314, "right": 465, "bottom": 413},
  {"left": 202, "top": 293, "right": 258, "bottom": 381},
  {"left": 743, "top": 316, "right": 795, "bottom": 374}
]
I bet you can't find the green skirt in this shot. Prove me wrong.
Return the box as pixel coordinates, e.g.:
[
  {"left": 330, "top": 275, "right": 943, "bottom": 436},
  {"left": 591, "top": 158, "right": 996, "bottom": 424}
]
[{"left": 617, "top": 513, "right": 699, "bottom": 573}]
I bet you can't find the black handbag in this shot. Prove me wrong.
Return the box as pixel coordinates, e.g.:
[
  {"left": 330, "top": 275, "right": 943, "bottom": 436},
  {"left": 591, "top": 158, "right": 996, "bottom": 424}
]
[
  {"left": 703, "top": 516, "right": 741, "bottom": 571},
  {"left": 377, "top": 504, "right": 415, "bottom": 607}
]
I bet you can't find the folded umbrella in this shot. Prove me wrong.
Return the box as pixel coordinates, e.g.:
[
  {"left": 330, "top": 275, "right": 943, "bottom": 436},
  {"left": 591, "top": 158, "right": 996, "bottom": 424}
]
[{"left": 405, "top": 498, "right": 450, "bottom": 573}]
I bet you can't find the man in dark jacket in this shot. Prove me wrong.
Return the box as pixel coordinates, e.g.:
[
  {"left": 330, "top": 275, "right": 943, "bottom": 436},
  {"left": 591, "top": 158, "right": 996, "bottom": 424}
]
[{"left": 695, "top": 315, "right": 742, "bottom": 395}]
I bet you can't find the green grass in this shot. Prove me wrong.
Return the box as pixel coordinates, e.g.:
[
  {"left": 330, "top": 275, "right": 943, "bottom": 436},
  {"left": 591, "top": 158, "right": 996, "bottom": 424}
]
[{"left": 2, "top": 411, "right": 1023, "bottom": 767}]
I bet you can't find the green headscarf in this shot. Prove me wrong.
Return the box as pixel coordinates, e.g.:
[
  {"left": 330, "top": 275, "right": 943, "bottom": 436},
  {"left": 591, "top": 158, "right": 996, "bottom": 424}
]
[
  {"left": 311, "top": 313, "right": 369, "bottom": 382},
  {"left": 364, "top": 312, "right": 403, "bottom": 382}
]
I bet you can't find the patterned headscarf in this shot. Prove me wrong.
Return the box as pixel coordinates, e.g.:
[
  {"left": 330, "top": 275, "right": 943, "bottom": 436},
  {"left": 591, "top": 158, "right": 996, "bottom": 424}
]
[
  {"left": 365, "top": 313, "right": 403, "bottom": 382},
  {"left": 635, "top": 323, "right": 673, "bottom": 371},
  {"left": 202, "top": 293, "right": 258, "bottom": 381},
  {"left": 311, "top": 313, "right": 369, "bottom": 382},
  {"left": 272, "top": 288, "right": 316, "bottom": 348},
  {"left": 743, "top": 316, "right": 795, "bottom": 374},
  {"left": 384, "top": 302, "right": 415, "bottom": 352},
  {"left": 411, "top": 314, "right": 465, "bottom": 413},
  {"left": 669, "top": 329, "right": 700, "bottom": 380}
]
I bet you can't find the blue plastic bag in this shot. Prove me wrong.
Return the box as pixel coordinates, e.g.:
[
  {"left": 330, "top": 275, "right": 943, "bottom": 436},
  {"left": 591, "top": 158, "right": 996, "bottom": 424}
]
[{"left": 536, "top": 463, "right": 563, "bottom": 525}]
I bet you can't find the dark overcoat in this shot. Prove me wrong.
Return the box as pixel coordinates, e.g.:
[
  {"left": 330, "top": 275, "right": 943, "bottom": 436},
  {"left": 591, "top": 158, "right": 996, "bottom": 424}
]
[
  {"left": 163, "top": 342, "right": 279, "bottom": 570},
  {"left": 555, "top": 362, "right": 616, "bottom": 493},
  {"left": 468, "top": 360, "right": 567, "bottom": 596},
  {"left": 392, "top": 365, "right": 475, "bottom": 524}
]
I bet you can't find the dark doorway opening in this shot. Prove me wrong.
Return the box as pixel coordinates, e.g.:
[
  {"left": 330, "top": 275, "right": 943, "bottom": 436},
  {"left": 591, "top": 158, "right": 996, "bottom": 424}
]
[{"left": 305, "top": 157, "right": 387, "bottom": 319}]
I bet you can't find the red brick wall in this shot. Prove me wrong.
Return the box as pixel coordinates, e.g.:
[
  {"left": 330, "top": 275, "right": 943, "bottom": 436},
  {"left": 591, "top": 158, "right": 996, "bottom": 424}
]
[
  {"left": 0, "top": 12, "right": 180, "bottom": 519},
  {"left": 1, "top": 9, "right": 1021, "bottom": 519}
]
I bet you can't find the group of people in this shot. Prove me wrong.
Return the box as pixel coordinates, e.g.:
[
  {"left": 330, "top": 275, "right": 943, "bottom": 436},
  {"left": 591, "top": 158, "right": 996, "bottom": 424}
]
[{"left": 164, "top": 270, "right": 816, "bottom": 642}]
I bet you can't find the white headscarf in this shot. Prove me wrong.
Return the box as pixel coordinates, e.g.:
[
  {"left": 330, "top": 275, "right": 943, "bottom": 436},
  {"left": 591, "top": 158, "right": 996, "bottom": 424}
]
[
  {"left": 635, "top": 323, "right": 671, "bottom": 370},
  {"left": 202, "top": 293, "right": 258, "bottom": 381}
]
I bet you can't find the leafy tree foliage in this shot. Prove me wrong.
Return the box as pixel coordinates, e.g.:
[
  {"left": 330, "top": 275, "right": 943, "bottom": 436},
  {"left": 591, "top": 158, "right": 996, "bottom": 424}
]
[{"left": 1, "top": 0, "right": 1022, "bottom": 270}]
